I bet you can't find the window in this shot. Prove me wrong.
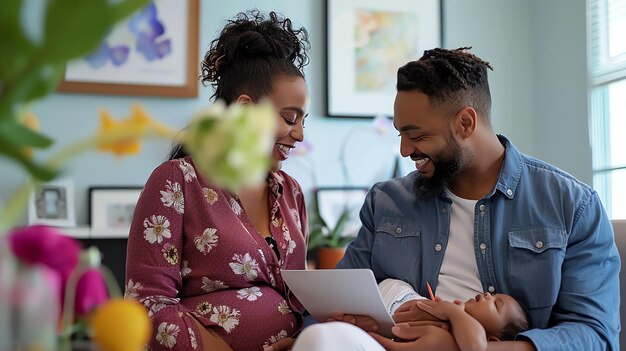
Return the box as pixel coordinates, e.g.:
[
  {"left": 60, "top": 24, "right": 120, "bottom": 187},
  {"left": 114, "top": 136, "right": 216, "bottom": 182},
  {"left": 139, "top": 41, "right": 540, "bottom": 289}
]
[{"left": 589, "top": 0, "right": 626, "bottom": 219}]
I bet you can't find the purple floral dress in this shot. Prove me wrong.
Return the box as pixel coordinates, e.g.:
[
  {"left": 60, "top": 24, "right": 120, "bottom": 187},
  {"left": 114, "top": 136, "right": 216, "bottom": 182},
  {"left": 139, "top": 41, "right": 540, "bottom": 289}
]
[{"left": 125, "top": 157, "right": 308, "bottom": 350}]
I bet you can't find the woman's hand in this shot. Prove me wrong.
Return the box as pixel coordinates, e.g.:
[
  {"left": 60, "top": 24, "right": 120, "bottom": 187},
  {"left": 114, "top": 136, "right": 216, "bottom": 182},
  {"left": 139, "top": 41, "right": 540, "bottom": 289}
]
[
  {"left": 369, "top": 322, "right": 459, "bottom": 351},
  {"left": 327, "top": 313, "right": 380, "bottom": 332},
  {"left": 264, "top": 337, "right": 295, "bottom": 351}
]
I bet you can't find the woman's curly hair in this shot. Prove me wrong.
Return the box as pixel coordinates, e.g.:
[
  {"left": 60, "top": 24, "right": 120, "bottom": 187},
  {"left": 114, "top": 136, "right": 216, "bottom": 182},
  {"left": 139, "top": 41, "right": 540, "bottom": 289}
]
[{"left": 200, "top": 10, "right": 310, "bottom": 103}]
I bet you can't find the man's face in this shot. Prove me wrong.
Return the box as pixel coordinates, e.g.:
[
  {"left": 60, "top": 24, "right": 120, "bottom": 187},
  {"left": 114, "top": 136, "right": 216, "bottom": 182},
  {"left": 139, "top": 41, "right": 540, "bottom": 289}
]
[{"left": 393, "top": 91, "right": 466, "bottom": 199}]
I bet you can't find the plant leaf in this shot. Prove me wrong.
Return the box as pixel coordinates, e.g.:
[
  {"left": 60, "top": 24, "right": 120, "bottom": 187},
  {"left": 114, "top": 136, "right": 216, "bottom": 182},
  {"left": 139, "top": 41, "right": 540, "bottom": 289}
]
[
  {"left": 43, "top": 0, "right": 113, "bottom": 60},
  {"left": 0, "top": 119, "right": 53, "bottom": 148},
  {"left": 110, "top": 0, "right": 150, "bottom": 22},
  {"left": 0, "top": 138, "right": 58, "bottom": 181}
]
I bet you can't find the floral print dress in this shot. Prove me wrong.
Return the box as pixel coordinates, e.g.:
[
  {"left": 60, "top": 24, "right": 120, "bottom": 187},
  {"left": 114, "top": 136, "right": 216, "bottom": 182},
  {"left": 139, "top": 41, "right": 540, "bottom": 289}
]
[{"left": 125, "top": 157, "right": 308, "bottom": 350}]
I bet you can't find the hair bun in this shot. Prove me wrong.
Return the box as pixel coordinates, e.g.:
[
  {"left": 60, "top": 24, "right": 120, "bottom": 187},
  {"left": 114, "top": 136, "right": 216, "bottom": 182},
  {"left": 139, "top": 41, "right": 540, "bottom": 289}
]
[{"left": 235, "top": 31, "right": 273, "bottom": 57}]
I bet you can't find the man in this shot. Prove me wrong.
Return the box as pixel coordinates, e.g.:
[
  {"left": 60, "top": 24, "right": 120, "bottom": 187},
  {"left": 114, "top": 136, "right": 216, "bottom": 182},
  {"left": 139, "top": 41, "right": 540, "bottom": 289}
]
[{"left": 335, "top": 47, "right": 619, "bottom": 350}]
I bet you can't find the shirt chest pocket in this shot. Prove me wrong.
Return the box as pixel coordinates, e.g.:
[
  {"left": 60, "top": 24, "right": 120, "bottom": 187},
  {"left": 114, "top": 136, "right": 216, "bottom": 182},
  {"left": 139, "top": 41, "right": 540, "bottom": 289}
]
[
  {"left": 373, "top": 218, "right": 421, "bottom": 279},
  {"left": 507, "top": 228, "right": 567, "bottom": 310}
]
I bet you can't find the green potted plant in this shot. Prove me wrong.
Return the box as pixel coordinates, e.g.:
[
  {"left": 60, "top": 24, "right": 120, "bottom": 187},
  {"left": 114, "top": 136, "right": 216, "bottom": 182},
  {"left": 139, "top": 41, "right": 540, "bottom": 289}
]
[{"left": 307, "top": 190, "right": 356, "bottom": 269}]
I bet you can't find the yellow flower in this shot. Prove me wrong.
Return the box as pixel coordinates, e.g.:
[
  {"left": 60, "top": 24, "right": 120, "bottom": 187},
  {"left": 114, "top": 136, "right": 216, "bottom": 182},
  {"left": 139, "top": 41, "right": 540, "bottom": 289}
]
[{"left": 96, "top": 105, "right": 174, "bottom": 157}]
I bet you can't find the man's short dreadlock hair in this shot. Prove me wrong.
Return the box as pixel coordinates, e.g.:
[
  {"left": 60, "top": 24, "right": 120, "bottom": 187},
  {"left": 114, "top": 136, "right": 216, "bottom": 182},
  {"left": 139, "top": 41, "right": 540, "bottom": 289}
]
[{"left": 397, "top": 47, "right": 494, "bottom": 122}]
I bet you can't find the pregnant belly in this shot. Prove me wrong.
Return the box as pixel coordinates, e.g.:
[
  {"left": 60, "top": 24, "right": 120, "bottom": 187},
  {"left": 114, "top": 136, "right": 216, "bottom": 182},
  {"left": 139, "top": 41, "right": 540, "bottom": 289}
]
[{"left": 182, "top": 285, "right": 300, "bottom": 351}]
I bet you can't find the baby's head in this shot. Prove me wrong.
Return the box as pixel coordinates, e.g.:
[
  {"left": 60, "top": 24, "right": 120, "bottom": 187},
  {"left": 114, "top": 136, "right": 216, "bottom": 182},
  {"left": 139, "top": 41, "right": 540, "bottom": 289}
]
[{"left": 463, "top": 292, "right": 528, "bottom": 341}]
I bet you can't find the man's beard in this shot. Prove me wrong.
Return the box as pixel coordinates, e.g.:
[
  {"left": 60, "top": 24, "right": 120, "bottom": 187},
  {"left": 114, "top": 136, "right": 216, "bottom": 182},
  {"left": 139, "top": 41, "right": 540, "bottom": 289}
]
[{"left": 413, "top": 138, "right": 463, "bottom": 200}]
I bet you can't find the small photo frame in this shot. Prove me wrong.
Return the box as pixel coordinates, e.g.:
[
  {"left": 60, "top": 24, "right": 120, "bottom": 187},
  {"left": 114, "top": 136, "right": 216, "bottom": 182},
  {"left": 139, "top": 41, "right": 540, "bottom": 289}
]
[
  {"left": 29, "top": 179, "right": 76, "bottom": 227},
  {"left": 89, "top": 187, "right": 143, "bottom": 238},
  {"left": 326, "top": 0, "right": 442, "bottom": 118},
  {"left": 315, "top": 186, "right": 369, "bottom": 237}
]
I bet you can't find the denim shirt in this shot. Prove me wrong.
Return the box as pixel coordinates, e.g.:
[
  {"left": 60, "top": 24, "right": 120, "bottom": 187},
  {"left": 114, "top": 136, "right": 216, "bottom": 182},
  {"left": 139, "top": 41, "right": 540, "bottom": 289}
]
[{"left": 337, "top": 135, "right": 620, "bottom": 350}]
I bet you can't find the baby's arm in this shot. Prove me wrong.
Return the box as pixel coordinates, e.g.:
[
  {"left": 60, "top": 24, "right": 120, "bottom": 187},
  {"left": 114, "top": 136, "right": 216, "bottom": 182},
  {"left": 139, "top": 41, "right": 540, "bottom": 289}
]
[
  {"left": 378, "top": 278, "right": 425, "bottom": 315},
  {"left": 417, "top": 299, "right": 488, "bottom": 351}
]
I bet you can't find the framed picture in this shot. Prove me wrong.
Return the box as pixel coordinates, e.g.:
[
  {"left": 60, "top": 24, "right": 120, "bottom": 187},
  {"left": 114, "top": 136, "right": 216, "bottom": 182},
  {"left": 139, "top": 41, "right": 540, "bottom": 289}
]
[
  {"left": 315, "top": 186, "right": 369, "bottom": 237},
  {"left": 57, "top": 0, "right": 199, "bottom": 98},
  {"left": 89, "top": 187, "right": 143, "bottom": 238},
  {"left": 28, "top": 179, "right": 76, "bottom": 227},
  {"left": 326, "top": 0, "right": 442, "bottom": 118}
]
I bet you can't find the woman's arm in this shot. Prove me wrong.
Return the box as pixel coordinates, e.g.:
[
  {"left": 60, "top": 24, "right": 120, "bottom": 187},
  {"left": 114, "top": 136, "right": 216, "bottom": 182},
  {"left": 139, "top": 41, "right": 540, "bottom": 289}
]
[{"left": 125, "top": 160, "right": 215, "bottom": 350}]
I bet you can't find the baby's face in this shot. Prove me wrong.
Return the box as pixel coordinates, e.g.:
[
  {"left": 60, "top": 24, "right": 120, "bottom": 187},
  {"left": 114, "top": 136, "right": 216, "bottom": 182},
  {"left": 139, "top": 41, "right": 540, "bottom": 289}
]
[{"left": 464, "top": 292, "right": 524, "bottom": 339}]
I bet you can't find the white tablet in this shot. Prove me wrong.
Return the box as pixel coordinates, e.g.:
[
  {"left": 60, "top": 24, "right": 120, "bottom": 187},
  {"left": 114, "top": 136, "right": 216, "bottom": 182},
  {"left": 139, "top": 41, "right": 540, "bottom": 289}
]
[{"left": 281, "top": 269, "right": 396, "bottom": 338}]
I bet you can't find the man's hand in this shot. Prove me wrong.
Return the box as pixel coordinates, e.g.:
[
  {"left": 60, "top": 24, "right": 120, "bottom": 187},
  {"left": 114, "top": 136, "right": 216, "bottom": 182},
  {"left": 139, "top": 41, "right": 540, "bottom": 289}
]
[
  {"left": 393, "top": 299, "right": 445, "bottom": 323},
  {"left": 369, "top": 322, "right": 459, "bottom": 351},
  {"left": 264, "top": 337, "right": 295, "bottom": 351},
  {"left": 415, "top": 299, "right": 465, "bottom": 321},
  {"left": 327, "top": 313, "right": 379, "bottom": 332}
]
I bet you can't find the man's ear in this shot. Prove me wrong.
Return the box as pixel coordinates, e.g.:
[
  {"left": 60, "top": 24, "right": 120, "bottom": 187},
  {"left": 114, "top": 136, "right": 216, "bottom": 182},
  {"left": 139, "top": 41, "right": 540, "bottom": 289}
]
[
  {"left": 456, "top": 106, "right": 477, "bottom": 138},
  {"left": 487, "top": 335, "right": 501, "bottom": 342},
  {"left": 236, "top": 94, "right": 252, "bottom": 104}
]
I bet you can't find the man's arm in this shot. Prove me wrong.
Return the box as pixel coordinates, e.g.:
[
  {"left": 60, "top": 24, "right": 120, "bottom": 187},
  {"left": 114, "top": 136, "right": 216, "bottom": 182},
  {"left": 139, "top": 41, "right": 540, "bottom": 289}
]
[{"left": 518, "top": 193, "right": 620, "bottom": 350}]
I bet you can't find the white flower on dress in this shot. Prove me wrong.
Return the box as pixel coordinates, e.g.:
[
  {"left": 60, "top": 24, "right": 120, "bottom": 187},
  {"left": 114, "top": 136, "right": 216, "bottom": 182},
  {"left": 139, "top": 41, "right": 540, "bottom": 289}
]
[
  {"left": 263, "top": 330, "right": 288, "bottom": 348},
  {"left": 201, "top": 277, "right": 228, "bottom": 292},
  {"left": 143, "top": 215, "right": 172, "bottom": 244},
  {"left": 282, "top": 224, "right": 296, "bottom": 254},
  {"left": 203, "top": 187, "right": 218, "bottom": 204},
  {"left": 188, "top": 328, "right": 198, "bottom": 350},
  {"left": 229, "top": 253, "right": 259, "bottom": 280},
  {"left": 124, "top": 279, "right": 143, "bottom": 300},
  {"left": 194, "top": 227, "right": 219, "bottom": 254},
  {"left": 278, "top": 300, "right": 291, "bottom": 315},
  {"left": 140, "top": 296, "right": 178, "bottom": 317},
  {"left": 179, "top": 159, "right": 197, "bottom": 182},
  {"left": 237, "top": 286, "right": 263, "bottom": 301},
  {"left": 156, "top": 322, "right": 180, "bottom": 349},
  {"left": 196, "top": 301, "right": 212, "bottom": 315},
  {"left": 160, "top": 180, "right": 184, "bottom": 214},
  {"left": 181, "top": 260, "right": 191, "bottom": 277},
  {"left": 291, "top": 209, "right": 301, "bottom": 230},
  {"left": 210, "top": 305, "right": 240, "bottom": 333},
  {"left": 230, "top": 198, "right": 242, "bottom": 215}
]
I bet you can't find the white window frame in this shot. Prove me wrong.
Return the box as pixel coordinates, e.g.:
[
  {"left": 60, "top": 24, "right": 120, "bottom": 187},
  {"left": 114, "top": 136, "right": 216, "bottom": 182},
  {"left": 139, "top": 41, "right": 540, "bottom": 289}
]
[{"left": 588, "top": 0, "right": 626, "bottom": 219}]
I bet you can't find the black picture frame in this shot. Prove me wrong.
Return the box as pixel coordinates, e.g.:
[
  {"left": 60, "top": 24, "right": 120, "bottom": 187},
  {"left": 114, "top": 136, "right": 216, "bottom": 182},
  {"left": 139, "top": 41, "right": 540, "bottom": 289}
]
[{"left": 88, "top": 186, "right": 143, "bottom": 238}]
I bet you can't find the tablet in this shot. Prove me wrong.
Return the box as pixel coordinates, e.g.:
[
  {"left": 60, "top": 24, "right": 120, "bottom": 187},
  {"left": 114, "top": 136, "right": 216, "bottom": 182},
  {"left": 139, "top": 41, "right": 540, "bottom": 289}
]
[{"left": 281, "top": 269, "right": 396, "bottom": 338}]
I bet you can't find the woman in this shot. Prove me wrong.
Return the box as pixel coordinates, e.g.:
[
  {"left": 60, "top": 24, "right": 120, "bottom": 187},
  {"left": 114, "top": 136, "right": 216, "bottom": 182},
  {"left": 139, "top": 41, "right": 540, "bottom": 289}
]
[{"left": 125, "top": 10, "right": 310, "bottom": 350}]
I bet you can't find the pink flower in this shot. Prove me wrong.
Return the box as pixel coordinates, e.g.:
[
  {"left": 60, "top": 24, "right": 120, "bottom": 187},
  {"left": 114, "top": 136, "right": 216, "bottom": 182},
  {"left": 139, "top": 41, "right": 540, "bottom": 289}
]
[
  {"left": 74, "top": 268, "right": 109, "bottom": 315},
  {"left": 8, "top": 225, "right": 81, "bottom": 286}
]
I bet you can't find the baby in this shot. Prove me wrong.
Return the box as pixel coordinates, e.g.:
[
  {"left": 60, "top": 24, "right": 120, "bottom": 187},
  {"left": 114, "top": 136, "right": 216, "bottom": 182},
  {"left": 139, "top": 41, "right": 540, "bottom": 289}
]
[{"left": 379, "top": 279, "right": 528, "bottom": 350}]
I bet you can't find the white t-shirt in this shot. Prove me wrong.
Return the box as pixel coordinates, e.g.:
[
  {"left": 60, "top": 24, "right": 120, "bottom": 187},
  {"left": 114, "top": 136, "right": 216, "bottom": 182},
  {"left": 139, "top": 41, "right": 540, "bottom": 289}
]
[{"left": 435, "top": 190, "right": 483, "bottom": 301}]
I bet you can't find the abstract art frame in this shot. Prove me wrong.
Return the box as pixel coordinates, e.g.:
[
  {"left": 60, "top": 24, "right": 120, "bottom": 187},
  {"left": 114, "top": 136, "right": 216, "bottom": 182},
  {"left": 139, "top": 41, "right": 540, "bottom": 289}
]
[
  {"left": 58, "top": 0, "right": 199, "bottom": 98},
  {"left": 326, "top": 0, "right": 442, "bottom": 118}
]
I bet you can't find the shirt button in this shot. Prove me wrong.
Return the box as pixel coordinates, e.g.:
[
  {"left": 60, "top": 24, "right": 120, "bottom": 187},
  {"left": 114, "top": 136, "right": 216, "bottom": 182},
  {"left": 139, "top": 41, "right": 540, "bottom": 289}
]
[
  {"left": 488, "top": 286, "right": 495, "bottom": 293},
  {"left": 395, "top": 227, "right": 402, "bottom": 234},
  {"left": 441, "top": 208, "right": 447, "bottom": 214},
  {"left": 506, "top": 189, "right": 513, "bottom": 196},
  {"left": 479, "top": 243, "right": 487, "bottom": 250},
  {"left": 434, "top": 244, "right": 442, "bottom": 252},
  {"left": 479, "top": 204, "right": 485, "bottom": 211},
  {"left": 535, "top": 241, "right": 544, "bottom": 249}
]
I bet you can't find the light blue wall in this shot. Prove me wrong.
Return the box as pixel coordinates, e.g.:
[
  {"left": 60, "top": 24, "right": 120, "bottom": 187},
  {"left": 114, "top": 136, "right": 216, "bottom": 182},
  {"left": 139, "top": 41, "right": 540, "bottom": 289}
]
[{"left": 0, "top": 0, "right": 591, "bottom": 226}]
